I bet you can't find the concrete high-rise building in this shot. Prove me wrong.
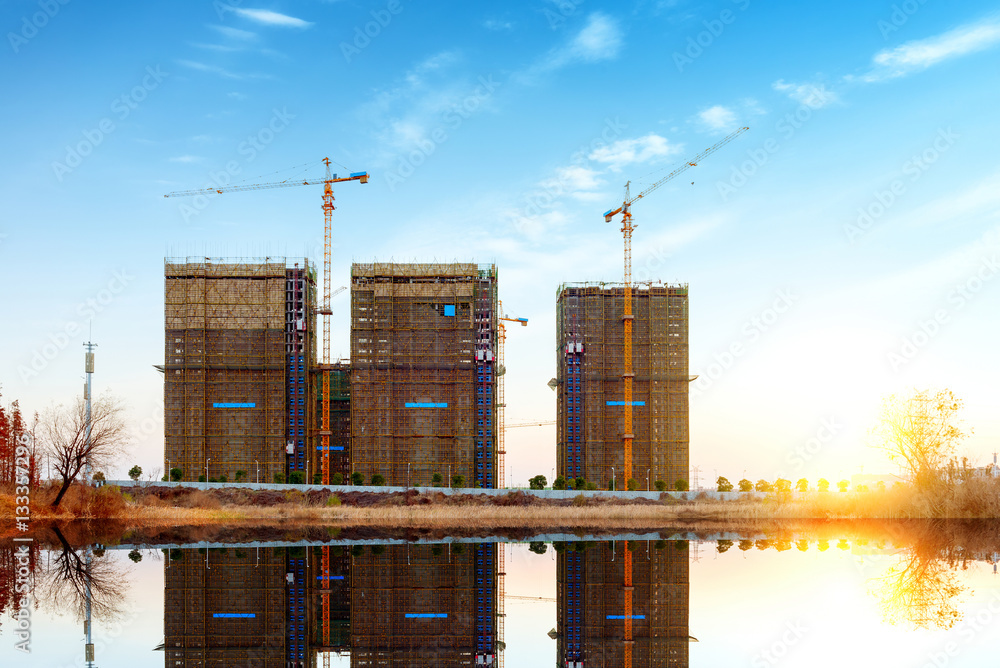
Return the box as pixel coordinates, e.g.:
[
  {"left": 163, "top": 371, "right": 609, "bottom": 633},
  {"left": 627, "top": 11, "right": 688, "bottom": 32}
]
[
  {"left": 557, "top": 540, "right": 690, "bottom": 667},
  {"left": 162, "top": 258, "right": 316, "bottom": 483},
  {"left": 556, "top": 283, "right": 689, "bottom": 490},
  {"left": 350, "top": 263, "right": 499, "bottom": 488}
]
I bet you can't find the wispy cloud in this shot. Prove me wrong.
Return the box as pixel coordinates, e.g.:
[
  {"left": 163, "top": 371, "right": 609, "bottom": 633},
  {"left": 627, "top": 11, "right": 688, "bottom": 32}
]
[
  {"left": 772, "top": 79, "right": 838, "bottom": 108},
  {"left": 533, "top": 13, "right": 623, "bottom": 74},
  {"left": 209, "top": 25, "right": 256, "bottom": 40},
  {"left": 697, "top": 105, "right": 738, "bottom": 131},
  {"left": 232, "top": 8, "right": 313, "bottom": 29},
  {"left": 191, "top": 42, "right": 244, "bottom": 53},
  {"left": 169, "top": 155, "right": 203, "bottom": 164},
  {"left": 860, "top": 16, "right": 1000, "bottom": 82},
  {"left": 588, "top": 134, "right": 680, "bottom": 172},
  {"left": 483, "top": 18, "right": 514, "bottom": 31},
  {"left": 177, "top": 59, "right": 268, "bottom": 81},
  {"left": 227, "top": 92, "right": 247, "bottom": 101}
]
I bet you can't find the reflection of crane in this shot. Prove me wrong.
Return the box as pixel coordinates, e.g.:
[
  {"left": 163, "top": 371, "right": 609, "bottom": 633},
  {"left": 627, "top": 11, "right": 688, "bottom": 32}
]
[
  {"left": 601, "top": 127, "right": 747, "bottom": 487},
  {"left": 166, "top": 158, "right": 368, "bottom": 668},
  {"left": 602, "top": 128, "right": 747, "bottom": 668}
]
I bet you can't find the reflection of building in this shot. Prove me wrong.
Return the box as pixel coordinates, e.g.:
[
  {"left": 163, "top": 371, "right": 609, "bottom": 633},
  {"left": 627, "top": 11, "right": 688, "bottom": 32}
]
[
  {"left": 556, "top": 284, "right": 689, "bottom": 489},
  {"left": 557, "top": 541, "right": 690, "bottom": 667},
  {"left": 351, "top": 543, "right": 499, "bottom": 666},
  {"left": 350, "top": 263, "right": 500, "bottom": 488},
  {"left": 164, "top": 547, "right": 290, "bottom": 667}
]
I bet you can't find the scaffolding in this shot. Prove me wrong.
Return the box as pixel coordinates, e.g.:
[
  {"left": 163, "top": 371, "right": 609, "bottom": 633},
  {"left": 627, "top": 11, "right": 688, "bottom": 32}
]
[
  {"left": 350, "top": 543, "right": 498, "bottom": 666},
  {"left": 555, "top": 283, "right": 689, "bottom": 489},
  {"left": 556, "top": 541, "right": 690, "bottom": 668},
  {"left": 311, "top": 363, "right": 351, "bottom": 483},
  {"left": 350, "top": 263, "right": 498, "bottom": 487},
  {"left": 164, "top": 547, "right": 286, "bottom": 667}
]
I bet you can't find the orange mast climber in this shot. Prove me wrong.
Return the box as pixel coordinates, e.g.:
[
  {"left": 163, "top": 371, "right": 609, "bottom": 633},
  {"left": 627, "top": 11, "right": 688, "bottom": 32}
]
[{"left": 602, "top": 127, "right": 747, "bottom": 487}]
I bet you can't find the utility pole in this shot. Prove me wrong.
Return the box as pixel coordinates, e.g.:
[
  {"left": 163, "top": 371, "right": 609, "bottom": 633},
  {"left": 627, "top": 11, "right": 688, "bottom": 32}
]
[{"left": 83, "top": 336, "right": 97, "bottom": 484}]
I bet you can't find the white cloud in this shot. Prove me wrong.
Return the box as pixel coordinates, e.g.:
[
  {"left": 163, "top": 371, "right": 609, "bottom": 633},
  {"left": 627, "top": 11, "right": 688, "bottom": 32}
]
[
  {"left": 697, "top": 105, "right": 738, "bottom": 131},
  {"left": 232, "top": 8, "right": 313, "bottom": 28},
  {"left": 169, "top": 155, "right": 203, "bottom": 163},
  {"left": 772, "top": 79, "right": 838, "bottom": 108},
  {"left": 861, "top": 16, "right": 1000, "bottom": 81},
  {"left": 209, "top": 25, "right": 256, "bottom": 40},
  {"left": 483, "top": 18, "right": 514, "bottom": 31},
  {"left": 529, "top": 13, "right": 623, "bottom": 76},
  {"left": 227, "top": 92, "right": 247, "bottom": 101},
  {"left": 588, "top": 134, "right": 680, "bottom": 171},
  {"left": 177, "top": 60, "right": 268, "bottom": 81}
]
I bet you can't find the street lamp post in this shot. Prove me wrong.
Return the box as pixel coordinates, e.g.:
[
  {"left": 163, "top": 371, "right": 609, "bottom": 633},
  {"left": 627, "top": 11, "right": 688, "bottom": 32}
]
[
  {"left": 166, "top": 459, "right": 171, "bottom": 482},
  {"left": 255, "top": 461, "right": 259, "bottom": 484},
  {"left": 611, "top": 467, "right": 615, "bottom": 492},
  {"left": 407, "top": 463, "right": 411, "bottom": 490},
  {"left": 205, "top": 458, "right": 210, "bottom": 483},
  {"left": 647, "top": 468, "right": 650, "bottom": 492}
]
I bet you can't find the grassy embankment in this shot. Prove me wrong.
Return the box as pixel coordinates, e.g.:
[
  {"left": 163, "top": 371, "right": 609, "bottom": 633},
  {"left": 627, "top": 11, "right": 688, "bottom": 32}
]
[{"left": 3, "top": 478, "right": 1000, "bottom": 529}]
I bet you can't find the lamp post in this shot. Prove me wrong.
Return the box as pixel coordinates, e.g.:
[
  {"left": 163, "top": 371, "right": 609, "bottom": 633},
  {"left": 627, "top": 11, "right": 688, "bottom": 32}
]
[
  {"left": 205, "top": 458, "right": 210, "bottom": 483},
  {"left": 407, "top": 463, "right": 411, "bottom": 490},
  {"left": 647, "top": 468, "right": 650, "bottom": 492},
  {"left": 611, "top": 467, "right": 615, "bottom": 492},
  {"left": 255, "top": 460, "right": 259, "bottom": 484},
  {"left": 166, "top": 459, "right": 171, "bottom": 482}
]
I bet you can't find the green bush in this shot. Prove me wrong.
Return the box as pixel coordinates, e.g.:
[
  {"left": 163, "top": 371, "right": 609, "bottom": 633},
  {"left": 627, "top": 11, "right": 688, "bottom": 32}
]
[
  {"left": 837, "top": 479, "right": 850, "bottom": 492},
  {"left": 128, "top": 549, "right": 143, "bottom": 563},
  {"left": 674, "top": 479, "right": 689, "bottom": 492},
  {"left": 170, "top": 468, "right": 183, "bottom": 482},
  {"left": 235, "top": 470, "right": 247, "bottom": 482},
  {"left": 198, "top": 474, "right": 206, "bottom": 483},
  {"left": 817, "top": 478, "right": 830, "bottom": 492},
  {"left": 528, "top": 542, "right": 548, "bottom": 554},
  {"left": 585, "top": 482, "right": 597, "bottom": 490},
  {"left": 218, "top": 475, "right": 228, "bottom": 483},
  {"left": 313, "top": 473, "right": 323, "bottom": 485},
  {"left": 627, "top": 478, "right": 638, "bottom": 491},
  {"left": 795, "top": 478, "right": 809, "bottom": 493},
  {"left": 654, "top": 479, "right": 668, "bottom": 492},
  {"left": 273, "top": 473, "right": 285, "bottom": 484},
  {"left": 351, "top": 472, "right": 364, "bottom": 486},
  {"left": 738, "top": 478, "right": 753, "bottom": 492},
  {"left": 754, "top": 479, "right": 773, "bottom": 492},
  {"left": 128, "top": 465, "right": 142, "bottom": 481},
  {"left": 452, "top": 474, "right": 465, "bottom": 488},
  {"left": 552, "top": 476, "right": 567, "bottom": 490},
  {"left": 331, "top": 472, "right": 344, "bottom": 485},
  {"left": 288, "top": 472, "right": 305, "bottom": 485},
  {"left": 371, "top": 474, "right": 386, "bottom": 486},
  {"left": 774, "top": 478, "right": 791, "bottom": 493},
  {"left": 432, "top": 472, "right": 444, "bottom": 487},
  {"left": 326, "top": 495, "right": 342, "bottom": 507},
  {"left": 528, "top": 475, "right": 547, "bottom": 490},
  {"left": 716, "top": 476, "right": 734, "bottom": 492}
]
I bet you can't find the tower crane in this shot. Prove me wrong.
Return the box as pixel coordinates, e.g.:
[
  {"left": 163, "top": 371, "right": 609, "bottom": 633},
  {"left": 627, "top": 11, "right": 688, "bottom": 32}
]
[
  {"left": 166, "top": 158, "right": 367, "bottom": 668},
  {"left": 601, "top": 126, "right": 747, "bottom": 487},
  {"left": 601, "top": 126, "right": 747, "bottom": 668}
]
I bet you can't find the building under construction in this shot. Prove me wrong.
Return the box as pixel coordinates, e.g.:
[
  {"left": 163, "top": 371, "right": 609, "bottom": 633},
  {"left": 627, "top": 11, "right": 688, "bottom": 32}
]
[
  {"left": 556, "top": 283, "right": 689, "bottom": 489},
  {"left": 163, "top": 258, "right": 316, "bottom": 483},
  {"left": 350, "top": 263, "right": 499, "bottom": 488},
  {"left": 557, "top": 540, "right": 690, "bottom": 667}
]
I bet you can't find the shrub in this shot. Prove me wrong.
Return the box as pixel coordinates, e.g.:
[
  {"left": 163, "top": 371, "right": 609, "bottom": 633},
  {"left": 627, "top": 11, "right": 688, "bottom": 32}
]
[
  {"left": 528, "top": 475, "right": 547, "bottom": 490},
  {"left": 161, "top": 475, "right": 168, "bottom": 481},
  {"left": 674, "top": 479, "right": 689, "bottom": 492},
  {"left": 218, "top": 475, "right": 228, "bottom": 484},
  {"left": 351, "top": 472, "right": 364, "bottom": 486},
  {"left": 573, "top": 494, "right": 587, "bottom": 506},
  {"left": 288, "top": 472, "right": 305, "bottom": 485},
  {"left": 93, "top": 472, "right": 106, "bottom": 482},
  {"left": 208, "top": 477, "right": 218, "bottom": 483},
  {"left": 128, "top": 465, "right": 142, "bottom": 481},
  {"left": 332, "top": 472, "right": 344, "bottom": 485},
  {"left": 795, "top": 478, "right": 809, "bottom": 493},
  {"left": 371, "top": 474, "right": 386, "bottom": 486},
  {"left": 528, "top": 542, "right": 548, "bottom": 554},
  {"left": 170, "top": 468, "right": 183, "bottom": 482},
  {"left": 716, "top": 476, "right": 734, "bottom": 492},
  {"left": 198, "top": 474, "right": 206, "bottom": 483},
  {"left": 452, "top": 474, "right": 465, "bottom": 488},
  {"left": 326, "top": 495, "right": 342, "bottom": 507},
  {"left": 313, "top": 473, "right": 323, "bottom": 485},
  {"left": 654, "top": 479, "right": 668, "bottom": 492},
  {"left": 774, "top": 478, "right": 791, "bottom": 493},
  {"left": 552, "top": 476, "right": 567, "bottom": 490},
  {"left": 574, "top": 477, "right": 586, "bottom": 491},
  {"left": 717, "top": 539, "right": 733, "bottom": 553},
  {"left": 837, "top": 479, "right": 850, "bottom": 493},
  {"left": 755, "top": 479, "right": 773, "bottom": 492},
  {"left": 452, "top": 544, "right": 465, "bottom": 555},
  {"left": 817, "top": 478, "right": 830, "bottom": 492},
  {"left": 235, "top": 470, "right": 247, "bottom": 482},
  {"left": 432, "top": 472, "right": 444, "bottom": 487},
  {"left": 371, "top": 545, "right": 385, "bottom": 555},
  {"left": 585, "top": 482, "right": 597, "bottom": 490},
  {"left": 738, "top": 478, "right": 753, "bottom": 492},
  {"left": 128, "top": 549, "right": 142, "bottom": 563},
  {"left": 627, "top": 478, "right": 639, "bottom": 491},
  {"left": 273, "top": 473, "right": 285, "bottom": 484}
]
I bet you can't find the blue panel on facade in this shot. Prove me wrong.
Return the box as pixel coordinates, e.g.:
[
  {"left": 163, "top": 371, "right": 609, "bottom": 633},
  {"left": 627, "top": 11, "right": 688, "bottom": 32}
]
[
  {"left": 443, "top": 304, "right": 456, "bottom": 316},
  {"left": 213, "top": 613, "right": 256, "bottom": 618},
  {"left": 212, "top": 402, "right": 255, "bottom": 408},
  {"left": 606, "top": 615, "right": 646, "bottom": 619},
  {"left": 405, "top": 613, "right": 448, "bottom": 619},
  {"left": 405, "top": 402, "right": 448, "bottom": 408},
  {"left": 605, "top": 401, "right": 646, "bottom": 406}
]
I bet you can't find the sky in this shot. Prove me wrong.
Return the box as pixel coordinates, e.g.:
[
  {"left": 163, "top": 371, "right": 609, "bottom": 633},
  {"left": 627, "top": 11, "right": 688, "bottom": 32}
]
[{"left": 1, "top": 0, "right": 999, "bottom": 483}]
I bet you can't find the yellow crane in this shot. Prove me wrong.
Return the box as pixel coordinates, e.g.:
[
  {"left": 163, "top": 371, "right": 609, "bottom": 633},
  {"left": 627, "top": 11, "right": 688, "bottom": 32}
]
[{"left": 601, "top": 127, "right": 747, "bottom": 668}]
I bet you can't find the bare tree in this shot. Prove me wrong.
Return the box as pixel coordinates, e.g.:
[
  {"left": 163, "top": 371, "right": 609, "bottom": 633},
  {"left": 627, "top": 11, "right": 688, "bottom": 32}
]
[
  {"left": 871, "top": 389, "right": 970, "bottom": 489},
  {"left": 40, "top": 528, "right": 130, "bottom": 622},
  {"left": 40, "top": 393, "right": 130, "bottom": 507}
]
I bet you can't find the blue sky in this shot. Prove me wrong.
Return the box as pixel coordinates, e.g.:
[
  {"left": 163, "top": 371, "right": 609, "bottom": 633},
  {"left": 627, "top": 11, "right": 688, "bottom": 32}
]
[{"left": 2, "top": 0, "right": 999, "bottom": 483}]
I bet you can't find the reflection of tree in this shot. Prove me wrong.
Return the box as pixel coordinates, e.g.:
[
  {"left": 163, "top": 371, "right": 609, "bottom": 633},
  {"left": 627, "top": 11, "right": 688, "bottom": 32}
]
[
  {"left": 39, "top": 528, "right": 129, "bottom": 622},
  {"left": 871, "top": 554, "right": 965, "bottom": 630},
  {"left": 0, "top": 543, "right": 40, "bottom": 631}
]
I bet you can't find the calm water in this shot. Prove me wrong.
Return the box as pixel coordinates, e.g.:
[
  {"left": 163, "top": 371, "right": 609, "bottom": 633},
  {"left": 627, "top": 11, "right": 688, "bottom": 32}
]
[{"left": 2, "top": 525, "right": 1000, "bottom": 667}]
